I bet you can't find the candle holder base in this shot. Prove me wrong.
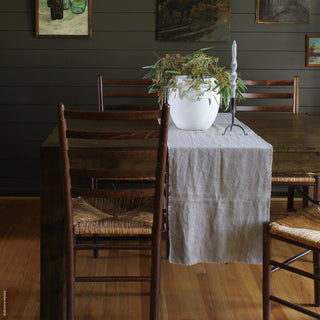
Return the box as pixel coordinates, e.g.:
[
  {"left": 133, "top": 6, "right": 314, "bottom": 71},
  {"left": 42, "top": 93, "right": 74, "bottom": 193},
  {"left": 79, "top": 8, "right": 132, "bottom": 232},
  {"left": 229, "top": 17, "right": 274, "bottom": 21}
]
[
  {"left": 223, "top": 123, "right": 248, "bottom": 136},
  {"left": 222, "top": 98, "right": 248, "bottom": 136}
]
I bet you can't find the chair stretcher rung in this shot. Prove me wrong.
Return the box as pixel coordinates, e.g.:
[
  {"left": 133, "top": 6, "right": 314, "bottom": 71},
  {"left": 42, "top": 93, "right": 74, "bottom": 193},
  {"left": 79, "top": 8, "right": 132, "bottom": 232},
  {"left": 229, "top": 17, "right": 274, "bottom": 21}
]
[
  {"left": 75, "top": 276, "right": 151, "bottom": 282},
  {"left": 75, "top": 243, "right": 152, "bottom": 250},
  {"left": 270, "top": 260, "right": 320, "bottom": 281},
  {"left": 271, "top": 250, "right": 311, "bottom": 273},
  {"left": 71, "top": 187, "right": 155, "bottom": 198},
  {"left": 270, "top": 295, "right": 320, "bottom": 319}
]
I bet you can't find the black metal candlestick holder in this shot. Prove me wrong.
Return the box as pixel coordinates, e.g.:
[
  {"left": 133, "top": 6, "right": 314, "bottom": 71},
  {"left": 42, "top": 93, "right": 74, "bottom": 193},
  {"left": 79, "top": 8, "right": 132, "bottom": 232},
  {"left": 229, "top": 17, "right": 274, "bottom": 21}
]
[{"left": 222, "top": 97, "right": 247, "bottom": 136}]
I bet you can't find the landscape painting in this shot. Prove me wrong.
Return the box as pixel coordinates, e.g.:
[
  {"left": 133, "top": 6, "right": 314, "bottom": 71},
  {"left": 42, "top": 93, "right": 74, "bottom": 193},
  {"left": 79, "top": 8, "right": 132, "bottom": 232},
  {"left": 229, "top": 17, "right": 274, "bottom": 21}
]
[
  {"left": 256, "top": 0, "right": 311, "bottom": 24},
  {"left": 36, "top": 0, "right": 92, "bottom": 38},
  {"left": 157, "top": 0, "right": 230, "bottom": 42},
  {"left": 305, "top": 35, "right": 320, "bottom": 67}
]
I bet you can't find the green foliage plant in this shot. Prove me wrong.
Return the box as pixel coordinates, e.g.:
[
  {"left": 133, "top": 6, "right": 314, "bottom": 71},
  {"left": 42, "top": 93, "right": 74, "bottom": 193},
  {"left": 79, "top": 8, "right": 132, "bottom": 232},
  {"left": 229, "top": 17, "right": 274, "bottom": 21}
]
[{"left": 143, "top": 48, "right": 246, "bottom": 109}]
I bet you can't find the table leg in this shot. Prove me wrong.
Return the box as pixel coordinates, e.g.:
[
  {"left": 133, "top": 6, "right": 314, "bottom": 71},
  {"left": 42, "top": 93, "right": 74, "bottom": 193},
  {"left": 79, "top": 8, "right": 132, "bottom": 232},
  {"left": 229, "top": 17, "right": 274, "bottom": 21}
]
[{"left": 40, "top": 146, "right": 65, "bottom": 320}]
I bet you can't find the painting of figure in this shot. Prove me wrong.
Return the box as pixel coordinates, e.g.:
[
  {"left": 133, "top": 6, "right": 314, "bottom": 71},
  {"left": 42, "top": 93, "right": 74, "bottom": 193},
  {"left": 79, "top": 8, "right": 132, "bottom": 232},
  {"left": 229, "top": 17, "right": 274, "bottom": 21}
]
[
  {"left": 256, "top": 0, "right": 311, "bottom": 24},
  {"left": 157, "top": 0, "right": 230, "bottom": 42}
]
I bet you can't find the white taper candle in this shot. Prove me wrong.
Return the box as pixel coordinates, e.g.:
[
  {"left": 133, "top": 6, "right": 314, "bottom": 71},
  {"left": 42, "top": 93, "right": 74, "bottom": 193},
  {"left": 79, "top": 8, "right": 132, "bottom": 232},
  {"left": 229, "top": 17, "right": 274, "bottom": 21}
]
[{"left": 231, "top": 40, "right": 237, "bottom": 99}]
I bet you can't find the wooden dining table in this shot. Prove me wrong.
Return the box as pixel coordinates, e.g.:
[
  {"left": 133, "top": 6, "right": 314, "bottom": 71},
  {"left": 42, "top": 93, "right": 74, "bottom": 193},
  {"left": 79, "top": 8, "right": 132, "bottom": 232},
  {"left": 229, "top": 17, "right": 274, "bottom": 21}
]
[{"left": 40, "top": 112, "right": 320, "bottom": 319}]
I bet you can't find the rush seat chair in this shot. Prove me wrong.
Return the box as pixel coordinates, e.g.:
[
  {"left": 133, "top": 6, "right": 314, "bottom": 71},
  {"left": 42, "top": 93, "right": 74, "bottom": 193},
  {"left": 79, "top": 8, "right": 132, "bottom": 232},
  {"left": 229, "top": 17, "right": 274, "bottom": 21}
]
[
  {"left": 58, "top": 103, "right": 170, "bottom": 319},
  {"left": 263, "top": 199, "right": 320, "bottom": 319}
]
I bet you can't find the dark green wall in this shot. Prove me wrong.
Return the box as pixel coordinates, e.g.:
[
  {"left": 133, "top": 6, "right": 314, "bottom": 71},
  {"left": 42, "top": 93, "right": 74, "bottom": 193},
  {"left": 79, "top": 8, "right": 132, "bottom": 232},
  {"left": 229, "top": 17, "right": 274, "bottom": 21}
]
[{"left": 0, "top": 0, "right": 319, "bottom": 196}]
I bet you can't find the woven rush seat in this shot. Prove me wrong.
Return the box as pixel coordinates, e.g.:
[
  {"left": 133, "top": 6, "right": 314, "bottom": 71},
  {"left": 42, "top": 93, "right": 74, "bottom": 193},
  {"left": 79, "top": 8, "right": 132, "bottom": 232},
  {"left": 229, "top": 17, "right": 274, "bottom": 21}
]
[
  {"left": 270, "top": 205, "right": 320, "bottom": 248},
  {"left": 72, "top": 197, "right": 154, "bottom": 236},
  {"left": 272, "top": 172, "right": 318, "bottom": 183},
  {"left": 74, "top": 219, "right": 152, "bottom": 236}
]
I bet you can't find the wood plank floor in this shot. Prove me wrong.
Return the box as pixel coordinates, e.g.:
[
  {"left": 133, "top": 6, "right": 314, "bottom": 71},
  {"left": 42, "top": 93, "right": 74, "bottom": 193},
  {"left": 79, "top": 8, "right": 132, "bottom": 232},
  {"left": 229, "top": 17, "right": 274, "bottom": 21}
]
[{"left": 0, "top": 197, "right": 319, "bottom": 319}]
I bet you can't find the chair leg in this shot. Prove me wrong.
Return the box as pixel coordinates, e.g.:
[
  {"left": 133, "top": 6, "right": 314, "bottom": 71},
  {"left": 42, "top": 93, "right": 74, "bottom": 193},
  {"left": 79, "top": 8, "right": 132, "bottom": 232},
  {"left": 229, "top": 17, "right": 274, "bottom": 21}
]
[
  {"left": 165, "top": 229, "right": 170, "bottom": 260},
  {"left": 314, "top": 176, "right": 320, "bottom": 203},
  {"left": 287, "top": 186, "right": 295, "bottom": 211},
  {"left": 67, "top": 237, "right": 76, "bottom": 320},
  {"left": 93, "top": 234, "right": 99, "bottom": 259},
  {"left": 150, "top": 269, "right": 160, "bottom": 320},
  {"left": 303, "top": 186, "right": 309, "bottom": 207},
  {"left": 91, "top": 178, "right": 99, "bottom": 259},
  {"left": 150, "top": 227, "right": 162, "bottom": 320},
  {"left": 164, "top": 173, "right": 170, "bottom": 260},
  {"left": 314, "top": 251, "right": 320, "bottom": 306},
  {"left": 263, "top": 222, "right": 271, "bottom": 320}
]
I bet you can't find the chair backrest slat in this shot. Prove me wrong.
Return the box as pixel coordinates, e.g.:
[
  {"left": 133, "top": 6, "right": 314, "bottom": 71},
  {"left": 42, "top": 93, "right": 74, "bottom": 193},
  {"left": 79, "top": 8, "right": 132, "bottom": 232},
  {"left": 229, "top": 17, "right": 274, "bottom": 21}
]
[
  {"left": 243, "top": 79, "right": 294, "bottom": 86},
  {"left": 68, "top": 148, "right": 158, "bottom": 160},
  {"left": 66, "top": 129, "right": 160, "bottom": 140},
  {"left": 70, "top": 168, "right": 156, "bottom": 180},
  {"left": 242, "top": 93, "right": 293, "bottom": 99},
  {"left": 102, "top": 78, "right": 153, "bottom": 85},
  {"left": 71, "top": 187, "right": 156, "bottom": 198},
  {"left": 236, "top": 105, "right": 293, "bottom": 112},
  {"left": 236, "top": 76, "right": 300, "bottom": 114},
  {"left": 64, "top": 109, "right": 161, "bottom": 120},
  {"left": 104, "top": 91, "right": 158, "bottom": 98},
  {"left": 98, "top": 104, "right": 159, "bottom": 111}
]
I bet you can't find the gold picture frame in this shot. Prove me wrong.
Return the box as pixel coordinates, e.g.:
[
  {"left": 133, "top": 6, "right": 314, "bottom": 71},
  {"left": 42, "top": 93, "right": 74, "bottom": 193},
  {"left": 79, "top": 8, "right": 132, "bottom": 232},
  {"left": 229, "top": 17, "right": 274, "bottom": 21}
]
[
  {"left": 305, "top": 35, "right": 320, "bottom": 67},
  {"left": 256, "top": 0, "right": 311, "bottom": 24},
  {"left": 36, "top": 0, "right": 92, "bottom": 38}
]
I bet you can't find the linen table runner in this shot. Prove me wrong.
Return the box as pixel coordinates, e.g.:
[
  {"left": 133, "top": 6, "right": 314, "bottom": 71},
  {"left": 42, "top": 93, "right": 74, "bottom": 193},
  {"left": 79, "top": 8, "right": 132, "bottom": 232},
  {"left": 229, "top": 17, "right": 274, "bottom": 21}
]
[{"left": 167, "top": 113, "right": 273, "bottom": 265}]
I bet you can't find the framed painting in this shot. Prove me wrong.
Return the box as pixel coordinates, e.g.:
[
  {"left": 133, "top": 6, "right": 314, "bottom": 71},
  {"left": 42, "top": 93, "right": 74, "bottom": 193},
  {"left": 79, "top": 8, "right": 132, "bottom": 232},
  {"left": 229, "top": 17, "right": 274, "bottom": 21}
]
[
  {"left": 36, "top": 0, "right": 92, "bottom": 38},
  {"left": 305, "top": 35, "right": 320, "bottom": 67},
  {"left": 256, "top": 0, "right": 311, "bottom": 24},
  {"left": 156, "top": 0, "right": 230, "bottom": 42}
]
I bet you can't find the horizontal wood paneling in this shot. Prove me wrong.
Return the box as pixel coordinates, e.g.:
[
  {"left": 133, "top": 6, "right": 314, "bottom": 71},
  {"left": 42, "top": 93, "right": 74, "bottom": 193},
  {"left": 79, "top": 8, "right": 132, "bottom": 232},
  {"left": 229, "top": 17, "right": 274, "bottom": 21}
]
[
  {"left": 1, "top": 86, "right": 320, "bottom": 107},
  {"left": 0, "top": 50, "right": 310, "bottom": 70},
  {"left": 0, "top": 178, "right": 39, "bottom": 196},
  {"left": 0, "top": 34, "right": 309, "bottom": 53},
  {"left": 0, "top": 30, "right": 318, "bottom": 51},
  {"left": 0, "top": 123, "right": 56, "bottom": 141},
  {"left": 1, "top": 141, "right": 41, "bottom": 159},
  {"left": 3, "top": 12, "right": 320, "bottom": 33},
  {"left": 1, "top": 0, "right": 319, "bottom": 195},
  {"left": 0, "top": 160, "right": 39, "bottom": 178},
  {"left": 1, "top": 68, "right": 319, "bottom": 87}
]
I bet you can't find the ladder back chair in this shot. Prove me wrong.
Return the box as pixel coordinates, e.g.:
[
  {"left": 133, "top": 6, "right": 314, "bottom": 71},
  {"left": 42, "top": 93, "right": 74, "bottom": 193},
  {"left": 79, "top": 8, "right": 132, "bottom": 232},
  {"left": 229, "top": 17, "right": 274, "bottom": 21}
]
[
  {"left": 237, "top": 76, "right": 300, "bottom": 113},
  {"left": 236, "top": 76, "right": 319, "bottom": 212},
  {"left": 263, "top": 197, "right": 320, "bottom": 319},
  {"left": 97, "top": 75, "right": 159, "bottom": 112},
  {"left": 58, "top": 103, "right": 170, "bottom": 320}
]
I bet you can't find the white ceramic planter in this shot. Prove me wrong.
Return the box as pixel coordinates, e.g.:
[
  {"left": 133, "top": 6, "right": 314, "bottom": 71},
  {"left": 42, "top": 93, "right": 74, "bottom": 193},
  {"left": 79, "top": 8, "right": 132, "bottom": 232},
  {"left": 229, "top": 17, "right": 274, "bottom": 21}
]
[{"left": 168, "top": 76, "right": 220, "bottom": 130}]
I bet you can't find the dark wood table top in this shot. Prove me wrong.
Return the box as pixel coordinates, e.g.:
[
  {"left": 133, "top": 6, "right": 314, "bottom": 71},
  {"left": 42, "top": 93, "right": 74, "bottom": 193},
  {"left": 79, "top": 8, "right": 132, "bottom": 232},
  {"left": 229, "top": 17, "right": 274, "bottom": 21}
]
[
  {"left": 236, "top": 112, "right": 320, "bottom": 173},
  {"left": 236, "top": 113, "right": 320, "bottom": 152}
]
